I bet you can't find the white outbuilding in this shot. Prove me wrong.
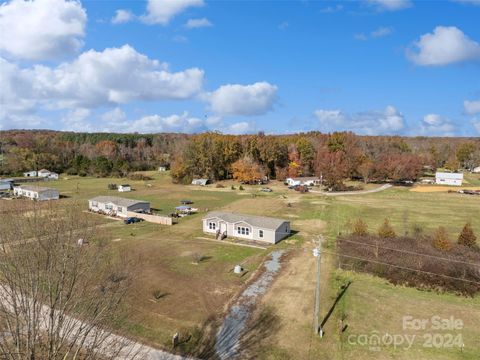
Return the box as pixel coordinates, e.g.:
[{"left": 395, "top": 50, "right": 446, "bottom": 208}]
[
  {"left": 118, "top": 184, "right": 131, "bottom": 192},
  {"left": 285, "top": 177, "right": 321, "bottom": 187},
  {"left": 13, "top": 185, "right": 60, "bottom": 201},
  {"left": 23, "top": 170, "right": 37, "bottom": 177},
  {"left": 473, "top": 166, "right": 480, "bottom": 173},
  {"left": 202, "top": 211, "right": 291, "bottom": 244},
  {"left": 435, "top": 172, "right": 463, "bottom": 186}
]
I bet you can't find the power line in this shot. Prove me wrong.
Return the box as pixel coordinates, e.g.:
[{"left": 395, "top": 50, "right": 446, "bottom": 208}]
[
  {"left": 322, "top": 250, "right": 480, "bottom": 285},
  {"left": 336, "top": 237, "right": 480, "bottom": 267}
]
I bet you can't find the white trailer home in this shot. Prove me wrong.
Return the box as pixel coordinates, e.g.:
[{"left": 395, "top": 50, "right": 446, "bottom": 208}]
[
  {"left": 286, "top": 177, "right": 321, "bottom": 187},
  {"left": 23, "top": 170, "right": 37, "bottom": 177},
  {"left": 13, "top": 185, "right": 59, "bottom": 201},
  {"left": 435, "top": 172, "right": 463, "bottom": 186},
  {"left": 88, "top": 196, "right": 150, "bottom": 217},
  {"left": 202, "top": 211, "right": 291, "bottom": 244}
]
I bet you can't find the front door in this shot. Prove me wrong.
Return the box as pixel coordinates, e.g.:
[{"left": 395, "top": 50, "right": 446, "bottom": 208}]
[{"left": 220, "top": 221, "right": 227, "bottom": 234}]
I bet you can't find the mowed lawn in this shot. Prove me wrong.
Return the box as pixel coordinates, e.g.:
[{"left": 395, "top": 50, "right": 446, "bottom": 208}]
[
  {"left": 26, "top": 172, "right": 313, "bottom": 349},
  {"left": 310, "top": 187, "right": 479, "bottom": 360}
]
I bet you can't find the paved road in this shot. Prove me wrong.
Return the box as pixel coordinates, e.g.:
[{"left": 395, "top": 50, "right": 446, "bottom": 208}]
[{"left": 310, "top": 184, "right": 392, "bottom": 196}]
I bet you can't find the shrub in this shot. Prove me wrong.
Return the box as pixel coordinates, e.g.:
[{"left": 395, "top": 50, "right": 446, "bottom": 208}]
[
  {"left": 432, "top": 226, "right": 452, "bottom": 251},
  {"left": 457, "top": 223, "right": 477, "bottom": 247},
  {"left": 352, "top": 219, "right": 368, "bottom": 236},
  {"left": 191, "top": 252, "right": 205, "bottom": 264},
  {"left": 128, "top": 173, "right": 153, "bottom": 181},
  {"left": 108, "top": 183, "right": 117, "bottom": 190},
  {"left": 377, "top": 218, "right": 396, "bottom": 238},
  {"left": 239, "top": 185, "right": 244, "bottom": 191},
  {"left": 215, "top": 183, "right": 225, "bottom": 188},
  {"left": 231, "top": 185, "right": 236, "bottom": 190},
  {"left": 412, "top": 223, "right": 424, "bottom": 238}
]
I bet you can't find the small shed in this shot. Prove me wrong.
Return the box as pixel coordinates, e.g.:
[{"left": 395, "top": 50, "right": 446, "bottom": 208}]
[
  {"left": 192, "top": 178, "right": 209, "bottom": 186},
  {"left": 473, "top": 166, "right": 480, "bottom": 173},
  {"left": 158, "top": 165, "right": 169, "bottom": 172},
  {"left": 23, "top": 170, "right": 37, "bottom": 177},
  {"left": 118, "top": 184, "right": 132, "bottom": 192}
]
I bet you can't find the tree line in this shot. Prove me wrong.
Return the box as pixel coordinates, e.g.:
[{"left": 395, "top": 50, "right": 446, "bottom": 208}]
[{"left": 1, "top": 130, "right": 479, "bottom": 189}]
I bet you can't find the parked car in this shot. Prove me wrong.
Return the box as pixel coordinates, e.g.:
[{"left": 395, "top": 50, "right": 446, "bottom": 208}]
[
  {"left": 260, "top": 187, "right": 273, "bottom": 192},
  {"left": 123, "top": 217, "right": 143, "bottom": 224}
]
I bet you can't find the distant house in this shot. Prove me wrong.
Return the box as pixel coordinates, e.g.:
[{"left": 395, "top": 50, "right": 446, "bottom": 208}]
[
  {"left": 0, "top": 181, "right": 12, "bottom": 191},
  {"left": 158, "top": 165, "right": 169, "bottom": 172},
  {"left": 13, "top": 185, "right": 59, "bottom": 201},
  {"left": 192, "top": 178, "right": 209, "bottom": 186},
  {"left": 23, "top": 170, "right": 37, "bottom": 177},
  {"left": 118, "top": 184, "right": 131, "bottom": 192},
  {"left": 202, "top": 211, "right": 291, "bottom": 244},
  {"left": 435, "top": 172, "right": 463, "bottom": 186},
  {"left": 88, "top": 196, "right": 150, "bottom": 217},
  {"left": 473, "top": 166, "right": 480, "bottom": 173},
  {"left": 286, "top": 177, "right": 321, "bottom": 187},
  {"left": 38, "top": 169, "right": 59, "bottom": 179}
]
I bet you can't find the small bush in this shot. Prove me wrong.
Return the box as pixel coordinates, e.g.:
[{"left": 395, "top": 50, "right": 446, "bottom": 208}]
[
  {"left": 412, "top": 223, "right": 424, "bottom": 238},
  {"left": 432, "top": 226, "right": 452, "bottom": 251},
  {"left": 191, "top": 252, "right": 205, "bottom": 264},
  {"left": 239, "top": 185, "right": 244, "bottom": 191},
  {"left": 108, "top": 183, "right": 117, "bottom": 190},
  {"left": 231, "top": 185, "right": 236, "bottom": 190},
  {"left": 215, "top": 183, "right": 225, "bottom": 188},
  {"left": 352, "top": 219, "right": 368, "bottom": 236},
  {"left": 377, "top": 218, "right": 396, "bottom": 239},
  {"left": 458, "top": 223, "right": 477, "bottom": 247}
]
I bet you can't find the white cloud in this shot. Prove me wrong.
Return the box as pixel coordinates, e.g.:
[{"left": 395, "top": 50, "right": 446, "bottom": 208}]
[
  {"left": 418, "top": 113, "right": 456, "bottom": 136},
  {"left": 0, "top": 0, "right": 86, "bottom": 60},
  {"left": 111, "top": 9, "right": 134, "bottom": 24},
  {"left": 366, "top": 0, "right": 412, "bottom": 11},
  {"left": 225, "top": 121, "right": 253, "bottom": 135},
  {"left": 314, "top": 105, "right": 405, "bottom": 135},
  {"left": 141, "top": 0, "right": 204, "bottom": 25},
  {"left": 1, "top": 45, "right": 204, "bottom": 111},
  {"left": 371, "top": 26, "right": 393, "bottom": 38},
  {"left": 355, "top": 26, "right": 393, "bottom": 41},
  {"left": 61, "top": 108, "right": 93, "bottom": 131},
  {"left": 205, "top": 82, "right": 278, "bottom": 116},
  {"left": 473, "top": 119, "right": 480, "bottom": 134},
  {"left": 407, "top": 26, "right": 480, "bottom": 66},
  {"left": 185, "top": 17, "right": 212, "bottom": 29},
  {"left": 320, "top": 4, "right": 344, "bottom": 13},
  {"left": 464, "top": 99, "right": 480, "bottom": 115}
]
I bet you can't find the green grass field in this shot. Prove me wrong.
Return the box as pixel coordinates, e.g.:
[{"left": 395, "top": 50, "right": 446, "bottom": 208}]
[{"left": 6, "top": 173, "right": 479, "bottom": 357}]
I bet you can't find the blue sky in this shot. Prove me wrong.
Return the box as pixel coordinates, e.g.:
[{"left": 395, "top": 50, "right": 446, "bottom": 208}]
[{"left": 1, "top": 0, "right": 480, "bottom": 136}]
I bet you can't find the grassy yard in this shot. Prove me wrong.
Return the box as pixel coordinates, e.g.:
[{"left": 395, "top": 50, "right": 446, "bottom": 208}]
[
  {"left": 257, "top": 186, "right": 480, "bottom": 360},
  {"left": 4, "top": 173, "right": 479, "bottom": 358}
]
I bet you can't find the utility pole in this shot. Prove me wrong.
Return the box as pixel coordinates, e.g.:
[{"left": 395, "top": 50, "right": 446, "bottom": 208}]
[{"left": 313, "top": 235, "right": 324, "bottom": 337}]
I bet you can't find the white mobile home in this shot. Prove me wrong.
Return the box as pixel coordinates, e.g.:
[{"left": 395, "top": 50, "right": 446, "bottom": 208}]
[
  {"left": 88, "top": 196, "right": 150, "bottom": 217},
  {"left": 202, "top": 211, "right": 291, "bottom": 244},
  {"left": 286, "top": 177, "right": 321, "bottom": 187},
  {"left": 435, "top": 172, "right": 463, "bottom": 186},
  {"left": 192, "top": 178, "right": 209, "bottom": 186},
  {"left": 38, "top": 169, "right": 59, "bottom": 179},
  {"left": 473, "top": 167, "right": 480, "bottom": 173},
  {"left": 14, "top": 185, "right": 59, "bottom": 201},
  {"left": 118, "top": 184, "right": 131, "bottom": 192},
  {"left": 0, "top": 181, "right": 12, "bottom": 191}
]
